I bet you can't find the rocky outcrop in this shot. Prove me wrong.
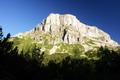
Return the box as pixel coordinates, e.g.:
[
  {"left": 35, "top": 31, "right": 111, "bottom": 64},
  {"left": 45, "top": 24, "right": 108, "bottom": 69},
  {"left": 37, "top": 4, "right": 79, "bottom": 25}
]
[{"left": 15, "top": 13, "right": 119, "bottom": 51}]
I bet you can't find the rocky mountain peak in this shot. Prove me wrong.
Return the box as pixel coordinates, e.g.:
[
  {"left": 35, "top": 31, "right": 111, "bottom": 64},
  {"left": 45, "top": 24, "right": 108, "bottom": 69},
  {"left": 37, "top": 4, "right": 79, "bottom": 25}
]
[
  {"left": 41, "top": 13, "right": 86, "bottom": 33},
  {"left": 15, "top": 13, "right": 119, "bottom": 51}
]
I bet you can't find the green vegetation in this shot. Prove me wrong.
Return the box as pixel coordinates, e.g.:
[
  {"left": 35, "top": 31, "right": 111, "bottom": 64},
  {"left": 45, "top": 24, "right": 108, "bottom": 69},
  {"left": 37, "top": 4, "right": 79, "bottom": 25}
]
[
  {"left": 56, "top": 43, "right": 85, "bottom": 55},
  {"left": 1, "top": 27, "right": 120, "bottom": 80},
  {"left": 12, "top": 37, "right": 85, "bottom": 57},
  {"left": 12, "top": 36, "right": 36, "bottom": 56}
]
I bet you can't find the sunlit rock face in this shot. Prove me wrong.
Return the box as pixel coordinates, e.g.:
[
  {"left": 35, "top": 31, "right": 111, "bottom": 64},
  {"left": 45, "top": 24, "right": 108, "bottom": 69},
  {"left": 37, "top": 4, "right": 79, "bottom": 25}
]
[{"left": 15, "top": 13, "right": 119, "bottom": 50}]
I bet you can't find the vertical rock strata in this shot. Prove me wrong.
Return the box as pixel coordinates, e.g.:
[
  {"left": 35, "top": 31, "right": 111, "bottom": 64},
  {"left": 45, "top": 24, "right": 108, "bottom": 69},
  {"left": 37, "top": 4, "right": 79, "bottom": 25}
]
[{"left": 15, "top": 13, "right": 119, "bottom": 50}]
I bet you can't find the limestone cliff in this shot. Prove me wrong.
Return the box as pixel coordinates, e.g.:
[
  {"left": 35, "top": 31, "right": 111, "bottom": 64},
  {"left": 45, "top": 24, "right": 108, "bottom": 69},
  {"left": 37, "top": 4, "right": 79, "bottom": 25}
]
[{"left": 15, "top": 13, "right": 119, "bottom": 51}]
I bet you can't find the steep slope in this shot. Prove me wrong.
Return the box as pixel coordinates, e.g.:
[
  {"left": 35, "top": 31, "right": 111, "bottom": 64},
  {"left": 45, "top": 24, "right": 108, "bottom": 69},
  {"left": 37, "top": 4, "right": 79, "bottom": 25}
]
[{"left": 14, "top": 13, "right": 119, "bottom": 52}]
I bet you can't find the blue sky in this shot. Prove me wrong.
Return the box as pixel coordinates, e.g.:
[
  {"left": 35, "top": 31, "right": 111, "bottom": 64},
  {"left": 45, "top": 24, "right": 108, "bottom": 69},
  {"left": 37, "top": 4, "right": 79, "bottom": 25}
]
[{"left": 0, "top": 0, "right": 120, "bottom": 43}]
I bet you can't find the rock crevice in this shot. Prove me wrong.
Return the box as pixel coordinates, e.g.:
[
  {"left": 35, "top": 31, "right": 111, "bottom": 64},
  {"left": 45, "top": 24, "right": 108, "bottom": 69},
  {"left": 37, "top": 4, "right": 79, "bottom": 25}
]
[{"left": 15, "top": 13, "right": 119, "bottom": 50}]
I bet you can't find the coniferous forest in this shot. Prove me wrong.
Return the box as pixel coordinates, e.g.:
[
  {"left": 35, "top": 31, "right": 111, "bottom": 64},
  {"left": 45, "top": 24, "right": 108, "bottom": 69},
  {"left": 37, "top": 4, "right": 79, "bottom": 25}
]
[{"left": 0, "top": 27, "right": 120, "bottom": 80}]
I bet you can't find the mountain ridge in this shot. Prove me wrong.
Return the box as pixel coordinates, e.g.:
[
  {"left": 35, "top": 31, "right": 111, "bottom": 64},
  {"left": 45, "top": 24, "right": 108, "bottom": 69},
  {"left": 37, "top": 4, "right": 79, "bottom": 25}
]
[{"left": 14, "top": 13, "right": 119, "bottom": 52}]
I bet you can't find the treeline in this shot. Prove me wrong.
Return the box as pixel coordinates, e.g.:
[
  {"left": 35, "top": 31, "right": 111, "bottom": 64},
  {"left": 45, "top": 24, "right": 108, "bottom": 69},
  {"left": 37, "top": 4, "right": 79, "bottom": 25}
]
[{"left": 0, "top": 27, "right": 120, "bottom": 80}]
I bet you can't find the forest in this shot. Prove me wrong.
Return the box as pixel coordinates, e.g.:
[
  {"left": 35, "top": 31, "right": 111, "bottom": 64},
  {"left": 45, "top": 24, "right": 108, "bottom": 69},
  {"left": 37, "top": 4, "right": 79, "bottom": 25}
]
[{"left": 0, "top": 27, "right": 120, "bottom": 80}]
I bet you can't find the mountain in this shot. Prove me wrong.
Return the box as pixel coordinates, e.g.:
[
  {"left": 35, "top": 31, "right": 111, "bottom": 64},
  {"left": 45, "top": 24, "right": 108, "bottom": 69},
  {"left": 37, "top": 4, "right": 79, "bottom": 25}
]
[{"left": 14, "top": 13, "right": 119, "bottom": 54}]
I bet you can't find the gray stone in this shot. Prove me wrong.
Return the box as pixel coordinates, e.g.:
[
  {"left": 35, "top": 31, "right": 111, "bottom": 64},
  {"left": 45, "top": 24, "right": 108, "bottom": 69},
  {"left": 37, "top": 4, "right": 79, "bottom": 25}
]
[{"left": 15, "top": 13, "right": 119, "bottom": 51}]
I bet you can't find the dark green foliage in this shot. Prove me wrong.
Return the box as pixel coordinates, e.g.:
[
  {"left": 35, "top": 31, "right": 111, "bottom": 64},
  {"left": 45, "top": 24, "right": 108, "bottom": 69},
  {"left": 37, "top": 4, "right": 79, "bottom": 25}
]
[
  {"left": 51, "top": 53, "right": 69, "bottom": 63},
  {"left": 0, "top": 26, "right": 3, "bottom": 39},
  {"left": 95, "top": 47, "right": 120, "bottom": 80},
  {"left": 0, "top": 28, "right": 41, "bottom": 80},
  {"left": 1, "top": 28, "right": 120, "bottom": 80},
  {"left": 85, "top": 50, "right": 98, "bottom": 59}
]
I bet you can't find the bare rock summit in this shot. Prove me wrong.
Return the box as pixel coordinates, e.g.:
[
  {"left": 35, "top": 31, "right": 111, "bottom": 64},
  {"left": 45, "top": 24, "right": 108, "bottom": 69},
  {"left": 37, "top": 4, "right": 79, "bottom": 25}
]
[{"left": 15, "top": 13, "right": 119, "bottom": 51}]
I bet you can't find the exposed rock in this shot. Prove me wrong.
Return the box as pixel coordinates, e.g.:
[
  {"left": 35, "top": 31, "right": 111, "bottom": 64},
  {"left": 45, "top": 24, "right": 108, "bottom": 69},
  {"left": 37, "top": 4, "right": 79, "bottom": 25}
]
[
  {"left": 50, "top": 46, "right": 59, "bottom": 54},
  {"left": 15, "top": 13, "right": 119, "bottom": 51}
]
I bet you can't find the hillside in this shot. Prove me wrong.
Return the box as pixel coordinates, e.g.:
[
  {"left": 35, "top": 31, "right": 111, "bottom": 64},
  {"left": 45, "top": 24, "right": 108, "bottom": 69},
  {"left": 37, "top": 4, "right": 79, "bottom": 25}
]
[
  {"left": 12, "top": 13, "right": 119, "bottom": 55},
  {"left": 1, "top": 14, "right": 120, "bottom": 80}
]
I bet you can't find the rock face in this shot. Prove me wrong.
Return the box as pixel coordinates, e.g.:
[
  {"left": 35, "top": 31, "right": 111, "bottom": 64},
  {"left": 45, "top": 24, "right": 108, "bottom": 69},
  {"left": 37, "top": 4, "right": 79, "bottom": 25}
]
[{"left": 16, "top": 13, "right": 119, "bottom": 50}]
